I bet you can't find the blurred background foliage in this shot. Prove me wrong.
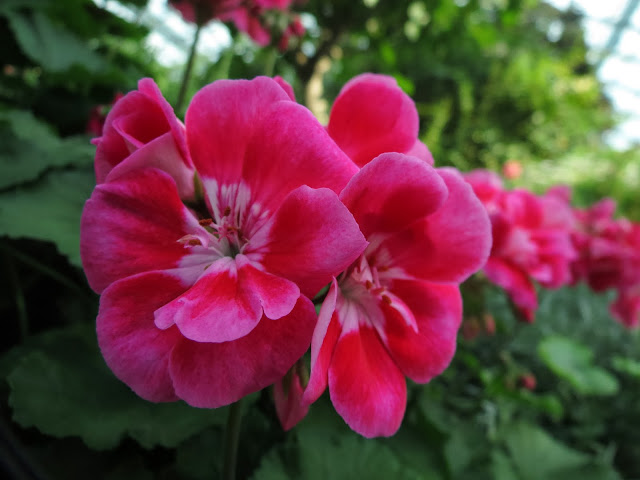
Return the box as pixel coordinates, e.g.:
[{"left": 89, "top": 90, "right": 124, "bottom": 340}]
[{"left": 1, "top": 0, "right": 639, "bottom": 479}]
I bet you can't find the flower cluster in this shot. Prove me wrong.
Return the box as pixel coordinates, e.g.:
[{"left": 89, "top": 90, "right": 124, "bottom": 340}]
[
  {"left": 81, "top": 73, "right": 491, "bottom": 438},
  {"left": 465, "top": 168, "right": 640, "bottom": 328},
  {"left": 168, "top": 0, "right": 305, "bottom": 48},
  {"left": 464, "top": 170, "right": 576, "bottom": 322}
]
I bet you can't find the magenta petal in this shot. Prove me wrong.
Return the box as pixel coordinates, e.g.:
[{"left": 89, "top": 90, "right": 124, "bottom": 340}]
[
  {"left": 328, "top": 326, "right": 406, "bottom": 438},
  {"left": 169, "top": 296, "right": 316, "bottom": 408},
  {"left": 302, "top": 279, "right": 340, "bottom": 406},
  {"left": 484, "top": 257, "right": 538, "bottom": 322},
  {"left": 382, "top": 280, "right": 462, "bottom": 383},
  {"left": 327, "top": 73, "right": 419, "bottom": 167},
  {"left": 339, "top": 153, "right": 448, "bottom": 237},
  {"left": 242, "top": 101, "right": 358, "bottom": 211},
  {"left": 274, "top": 371, "right": 310, "bottom": 431},
  {"left": 384, "top": 167, "right": 492, "bottom": 283},
  {"left": 273, "top": 76, "right": 296, "bottom": 101},
  {"left": 185, "top": 77, "right": 291, "bottom": 185},
  {"left": 105, "top": 132, "right": 195, "bottom": 200},
  {"left": 255, "top": 186, "right": 367, "bottom": 298},
  {"left": 406, "top": 140, "right": 434, "bottom": 165},
  {"left": 97, "top": 271, "right": 187, "bottom": 402},
  {"left": 80, "top": 168, "right": 198, "bottom": 293}
]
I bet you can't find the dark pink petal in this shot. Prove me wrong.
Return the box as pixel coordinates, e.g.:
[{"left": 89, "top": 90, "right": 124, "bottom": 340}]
[
  {"left": 484, "top": 257, "right": 537, "bottom": 322},
  {"left": 242, "top": 101, "right": 358, "bottom": 211},
  {"left": 274, "top": 369, "right": 310, "bottom": 431},
  {"left": 154, "top": 255, "right": 300, "bottom": 343},
  {"left": 185, "top": 77, "right": 291, "bottom": 185},
  {"left": 254, "top": 186, "right": 367, "bottom": 298},
  {"left": 339, "top": 153, "right": 447, "bottom": 237},
  {"left": 97, "top": 271, "right": 187, "bottom": 402},
  {"left": 169, "top": 296, "right": 316, "bottom": 408},
  {"left": 406, "top": 140, "right": 434, "bottom": 165},
  {"left": 105, "top": 132, "right": 195, "bottom": 200},
  {"left": 328, "top": 326, "right": 406, "bottom": 438},
  {"left": 302, "top": 279, "right": 340, "bottom": 405},
  {"left": 80, "top": 168, "right": 199, "bottom": 293},
  {"left": 327, "top": 73, "right": 419, "bottom": 167},
  {"left": 381, "top": 167, "right": 492, "bottom": 283},
  {"left": 273, "top": 76, "right": 296, "bottom": 100},
  {"left": 382, "top": 280, "right": 461, "bottom": 383},
  {"left": 464, "top": 169, "right": 504, "bottom": 206}
]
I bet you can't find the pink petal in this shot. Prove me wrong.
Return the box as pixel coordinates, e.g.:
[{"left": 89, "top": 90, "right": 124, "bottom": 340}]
[
  {"left": 327, "top": 73, "right": 419, "bottom": 167},
  {"left": 105, "top": 132, "right": 195, "bottom": 200},
  {"left": 97, "top": 271, "right": 187, "bottom": 402},
  {"left": 302, "top": 279, "right": 340, "bottom": 405},
  {"left": 80, "top": 168, "right": 199, "bottom": 293},
  {"left": 169, "top": 296, "right": 316, "bottom": 408},
  {"left": 328, "top": 326, "right": 406, "bottom": 438},
  {"left": 484, "top": 257, "right": 537, "bottom": 322},
  {"left": 382, "top": 280, "right": 461, "bottom": 383},
  {"left": 406, "top": 140, "right": 434, "bottom": 165},
  {"left": 242, "top": 100, "right": 358, "bottom": 212},
  {"left": 274, "top": 369, "right": 310, "bottom": 431},
  {"left": 254, "top": 186, "right": 367, "bottom": 298},
  {"left": 154, "top": 255, "right": 300, "bottom": 343},
  {"left": 185, "top": 77, "right": 291, "bottom": 185},
  {"left": 339, "top": 153, "right": 448, "bottom": 237},
  {"left": 381, "top": 167, "right": 492, "bottom": 283},
  {"left": 273, "top": 76, "right": 296, "bottom": 100}
]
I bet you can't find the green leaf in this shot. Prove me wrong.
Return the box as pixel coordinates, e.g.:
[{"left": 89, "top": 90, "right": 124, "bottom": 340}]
[
  {"left": 7, "top": 324, "right": 227, "bottom": 450},
  {"left": 0, "top": 109, "right": 94, "bottom": 190},
  {"left": 502, "top": 422, "right": 589, "bottom": 479},
  {"left": 4, "top": 10, "right": 106, "bottom": 73},
  {"left": 0, "top": 168, "right": 94, "bottom": 266},
  {"left": 539, "top": 336, "right": 619, "bottom": 396},
  {"left": 611, "top": 356, "right": 640, "bottom": 379}
]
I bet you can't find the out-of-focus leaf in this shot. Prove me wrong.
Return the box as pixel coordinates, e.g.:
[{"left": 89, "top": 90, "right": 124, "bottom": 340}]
[
  {"left": 0, "top": 110, "right": 94, "bottom": 190},
  {"left": 539, "top": 336, "right": 619, "bottom": 396},
  {"left": 612, "top": 356, "right": 640, "bottom": 379},
  {"left": 6, "top": 323, "right": 227, "bottom": 450},
  {"left": 0, "top": 168, "right": 94, "bottom": 267},
  {"left": 4, "top": 10, "right": 106, "bottom": 73}
]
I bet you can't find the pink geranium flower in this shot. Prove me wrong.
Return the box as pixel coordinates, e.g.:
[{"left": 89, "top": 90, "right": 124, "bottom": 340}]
[
  {"left": 81, "top": 77, "right": 367, "bottom": 408},
  {"left": 466, "top": 171, "right": 576, "bottom": 321},
  {"left": 300, "top": 154, "right": 491, "bottom": 437},
  {"left": 327, "top": 74, "right": 434, "bottom": 167}
]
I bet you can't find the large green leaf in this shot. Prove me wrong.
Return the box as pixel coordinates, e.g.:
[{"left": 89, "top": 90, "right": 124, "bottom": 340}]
[
  {"left": 538, "top": 336, "right": 619, "bottom": 396},
  {"left": 4, "top": 10, "right": 107, "bottom": 73},
  {"left": 6, "top": 323, "right": 227, "bottom": 450},
  {"left": 0, "top": 109, "right": 94, "bottom": 190},
  {"left": 0, "top": 168, "right": 94, "bottom": 266}
]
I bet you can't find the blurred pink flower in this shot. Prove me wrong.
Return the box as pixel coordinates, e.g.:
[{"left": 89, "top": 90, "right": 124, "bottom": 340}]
[
  {"left": 466, "top": 171, "right": 576, "bottom": 321},
  {"left": 300, "top": 154, "right": 491, "bottom": 437},
  {"left": 81, "top": 77, "right": 366, "bottom": 408}
]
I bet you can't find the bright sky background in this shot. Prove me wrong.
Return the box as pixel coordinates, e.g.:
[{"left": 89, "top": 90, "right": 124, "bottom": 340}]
[
  {"left": 547, "top": 0, "right": 640, "bottom": 149},
  {"left": 101, "top": 0, "right": 640, "bottom": 149}
]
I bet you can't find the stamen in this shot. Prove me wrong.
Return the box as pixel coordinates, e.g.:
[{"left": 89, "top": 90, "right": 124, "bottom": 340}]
[
  {"left": 381, "top": 295, "right": 392, "bottom": 305},
  {"left": 223, "top": 206, "right": 231, "bottom": 217},
  {"left": 199, "top": 218, "right": 213, "bottom": 226},
  {"left": 365, "top": 280, "right": 373, "bottom": 290}
]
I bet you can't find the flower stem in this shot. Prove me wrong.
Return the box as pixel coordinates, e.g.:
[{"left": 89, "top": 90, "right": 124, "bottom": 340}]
[
  {"left": 176, "top": 22, "right": 203, "bottom": 113},
  {"left": 263, "top": 47, "right": 277, "bottom": 77},
  {"left": 222, "top": 400, "right": 244, "bottom": 480}
]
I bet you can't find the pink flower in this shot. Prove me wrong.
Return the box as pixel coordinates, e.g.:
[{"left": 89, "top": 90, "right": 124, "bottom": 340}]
[
  {"left": 502, "top": 159, "right": 523, "bottom": 180},
  {"left": 466, "top": 172, "right": 576, "bottom": 321},
  {"left": 611, "top": 286, "right": 640, "bottom": 328},
  {"left": 81, "top": 77, "right": 367, "bottom": 408},
  {"left": 92, "top": 79, "right": 195, "bottom": 200},
  {"left": 168, "top": 0, "right": 243, "bottom": 25},
  {"left": 327, "top": 74, "right": 434, "bottom": 168},
  {"left": 273, "top": 363, "right": 309, "bottom": 431},
  {"left": 300, "top": 154, "right": 491, "bottom": 437}
]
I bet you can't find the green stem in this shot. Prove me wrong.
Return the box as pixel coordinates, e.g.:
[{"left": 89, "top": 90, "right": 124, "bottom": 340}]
[
  {"left": 222, "top": 400, "right": 244, "bottom": 480},
  {"left": 263, "top": 47, "right": 277, "bottom": 77},
  {"left": 5, "top": 254, "right": 28, "bottom": 341},
  {"left": 176, "top": 22, "right": 203, "bottom": 113}
]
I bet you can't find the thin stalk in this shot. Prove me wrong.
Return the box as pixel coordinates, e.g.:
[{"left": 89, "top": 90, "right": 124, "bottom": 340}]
[
  {"left": 263, "top": 47, "right": 277, "bottom": 77},
  {"left": 222, "top": 400, "right": 244, "bottom": 480},
  {"left": 6, "top": 254, "right": 28, "bottom": 341},
  {"left": 176, "top": 22, "right": 203, "bottom": 112}
]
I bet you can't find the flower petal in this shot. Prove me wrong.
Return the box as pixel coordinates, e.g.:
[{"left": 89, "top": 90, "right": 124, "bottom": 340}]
[
  {"left": 328, "top": 326, "right": 406, "bottom": 438},
  {"left": 382, "top": 167, "right": 492, "bottom": 283},
  {"left": 185, "top": 77, "right": 291, "bottom": 185},
  {"left": 302, "top": 279, "right": 340, "bottom": 405},
  {"left": 327, "top": 73, "right": 419, "bottom": 167},
  {"left": 253, "top": 186, "right": 367, "bottom": 298},
  {"left": 80, "top": 168, "right": 200, "bottom": 293},
  {"left": 484, "top": 257, "right": 537, "bottom": 322},
  {"left": 382, "top": 280, "right": 461, "bottom": 383},
  {"left": 169, "top": 296, "right": 316, "bottom": 408},
  {"left": 339, "top": 153, "right": 448, "bottom": 237},
  {"left": 97, "top": 271, "right": 187, "bottom": 402},
  {"left": 242, "top": 101, "right": 358, "bottom": 212}
]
